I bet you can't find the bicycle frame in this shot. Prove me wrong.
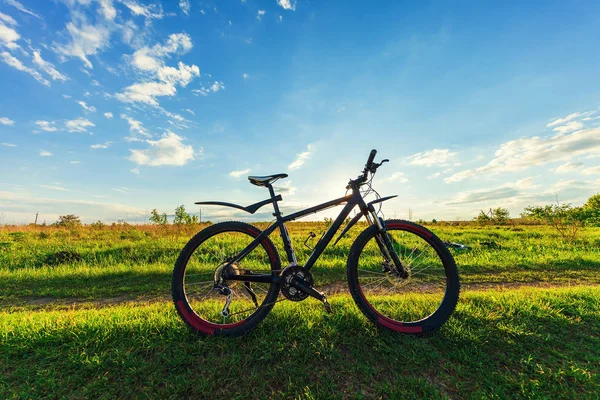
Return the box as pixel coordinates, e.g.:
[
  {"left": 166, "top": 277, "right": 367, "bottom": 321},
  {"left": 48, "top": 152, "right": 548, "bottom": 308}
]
[{"left": 222, "top": 183, "right": 394, "bottom": 284}]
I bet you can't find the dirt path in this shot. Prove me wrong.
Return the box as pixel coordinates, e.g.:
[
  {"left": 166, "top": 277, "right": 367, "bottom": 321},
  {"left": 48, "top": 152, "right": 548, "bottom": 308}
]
[{"left": 3, "top": 280, "right": 599, "bottom": 311}]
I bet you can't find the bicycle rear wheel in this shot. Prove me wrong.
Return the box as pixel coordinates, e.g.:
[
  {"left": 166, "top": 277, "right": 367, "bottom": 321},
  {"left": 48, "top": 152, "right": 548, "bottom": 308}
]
[
  {"left": 172, "top": 221, "right": 281, "bottom": 337},
  {"left": 346, "top": 219, "right": 459, "bottom": 334}
]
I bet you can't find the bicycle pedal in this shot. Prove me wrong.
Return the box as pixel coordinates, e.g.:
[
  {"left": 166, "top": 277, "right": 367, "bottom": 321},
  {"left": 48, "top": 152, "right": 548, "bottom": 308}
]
[{"left": 322, "top": 299, "right": 332, "bottom": 314}]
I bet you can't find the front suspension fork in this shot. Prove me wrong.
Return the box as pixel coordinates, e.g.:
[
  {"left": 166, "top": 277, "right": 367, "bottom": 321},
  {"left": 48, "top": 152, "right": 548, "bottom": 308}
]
[{"left": 365, "top": 207, "right": 409, "bottom": 278}]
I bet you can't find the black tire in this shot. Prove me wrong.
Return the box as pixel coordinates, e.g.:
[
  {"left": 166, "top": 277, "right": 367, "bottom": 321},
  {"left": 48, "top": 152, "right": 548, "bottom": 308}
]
[
  {"left": 346, "top": 219, "right": 459, "bottom": 334},
  {"left": 172, "top": 221, "right": 281, "bottom": 337}
]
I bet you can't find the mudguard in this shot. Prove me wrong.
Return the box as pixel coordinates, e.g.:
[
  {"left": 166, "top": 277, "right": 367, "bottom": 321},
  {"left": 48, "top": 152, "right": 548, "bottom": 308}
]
[
  {"left": 195, "top": 195, "right": 282, "bottom": 214},
  {"left": 333, "top": 195, "right": 398, "bottom": 245}
]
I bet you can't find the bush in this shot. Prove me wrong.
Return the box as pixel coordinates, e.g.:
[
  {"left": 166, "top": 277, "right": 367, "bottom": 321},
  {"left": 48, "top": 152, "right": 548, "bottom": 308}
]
[
  {"left": 54, "top": 214, "right": 82, "bottom": 228},
  {"left": 174, "top": 205, "right": 198, "bottom": 225},
  {"left": 521, "top": 204, "right": 586, "bottom": 241},
  {"left": 149, "top": 209, "right": 168, "bottom": 225}
]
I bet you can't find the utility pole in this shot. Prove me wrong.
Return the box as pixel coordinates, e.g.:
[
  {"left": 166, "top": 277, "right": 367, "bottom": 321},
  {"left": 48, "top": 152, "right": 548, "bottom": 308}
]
[
  {"left": 34, "top": 212, "right": 39, "bottom": 225},
  {"left": 199, "top": 208, "right": 202, "bottom": 223}
]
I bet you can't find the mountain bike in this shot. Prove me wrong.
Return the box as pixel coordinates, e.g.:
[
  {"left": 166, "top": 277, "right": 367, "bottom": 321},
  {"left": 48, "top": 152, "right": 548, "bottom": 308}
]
[{"left": 172, "top": 150, "right": 460, "bottom": 336}]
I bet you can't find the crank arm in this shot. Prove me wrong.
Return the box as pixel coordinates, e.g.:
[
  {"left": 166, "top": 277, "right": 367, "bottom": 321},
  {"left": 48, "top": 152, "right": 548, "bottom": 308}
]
[{"left": 291, "top": 278, "right": 332, "bottom": 313}]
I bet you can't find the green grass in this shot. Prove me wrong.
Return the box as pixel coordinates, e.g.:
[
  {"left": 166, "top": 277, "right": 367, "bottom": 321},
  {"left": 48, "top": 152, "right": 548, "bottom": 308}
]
[
  {"left": 1, "top": 286, "right": 598, "bottom": 399},
  {"left": 1, "top": 224, "right": 599, "bottom": 304},
  {"left": 1, "top": 223, "right": 599, "bottom": 398}
]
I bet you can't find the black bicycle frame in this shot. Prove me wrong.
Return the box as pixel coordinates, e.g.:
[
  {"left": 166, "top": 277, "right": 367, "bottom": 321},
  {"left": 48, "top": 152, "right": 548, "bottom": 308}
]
[{"left": 224, "top": 184, "right": 375, "bottom": 284}]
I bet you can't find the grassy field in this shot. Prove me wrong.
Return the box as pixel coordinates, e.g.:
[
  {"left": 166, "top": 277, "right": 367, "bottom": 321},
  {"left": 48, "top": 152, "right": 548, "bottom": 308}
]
[{"left": 1, "top": 222, "right": 599, "bottom": 398}]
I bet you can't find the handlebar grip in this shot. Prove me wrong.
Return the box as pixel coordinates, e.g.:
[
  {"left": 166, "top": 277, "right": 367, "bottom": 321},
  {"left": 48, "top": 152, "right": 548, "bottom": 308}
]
[{"left": 366, "top": 149, "right": 377, "bottom": 167}]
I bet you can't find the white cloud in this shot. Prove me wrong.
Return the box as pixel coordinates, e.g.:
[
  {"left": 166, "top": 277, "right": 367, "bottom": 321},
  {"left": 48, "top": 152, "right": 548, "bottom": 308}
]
[
  {"left": 103, "top": 112, "right": 113, "bottom": 119},
  {"left": 121, "top": 114, "right": 150, "bottom": 140},
  {"left": 229, "top": 169, "right": 250, "bottom": 178},
  {"left": 0, "top": 20, "right": 20, "bottom": 49},
  {"left": 98, "top": 0, "right": 116, "bottom": 20},
  {"left": 116, "top": 82, "right": 177, "bottom": 106},
  {"left": 123, "top": 0, "right": 164, "bottom": 20},
  {"left": 547, "top": 112, "right": 583, "bottom": 127},
  {"left": 257, "top": 10, "right": 265, "bottom": 21},
  {"left": 40, "top": 150, "right": 52, "bottom": 156},
  {"left": 130, "top": 167, "right": 140, "bottom": 175},
  {"left": 242, "top": 73, "right": 249, "bottom": 79},
  {"left": 582, "top": 166, "right": 600, "bottom": 176},
  {"left": 69, "top": 161, "right": 80, "bottom": 164},
  {"left": 179, "top": 0, "right": 191, "bottom": 15},
  {"left": 183, "top": 108, "right": 194, "bottom": 115},
  {"left": 276, "top": 0, "right": 296, "bottom": 11},
  {"left": 55, "top": 21, "right": 111, "bottom": 69},
  {"left": 4, "top": 0, "right": 43, "bottom": 20},
  {"left": 555, "top": 161, "right": 584, "bottom": 173},
  {"left": 77, "top": 100, "right": 96, "bottom": 112},
  {"left": 35, "top": 120, "right": 58, "bottom": 132},
  {"left": 117, "top": 33, "right": 199, "bottom": 106},
  {"left": 129, "top": 131, "right": 196, "bottom": 166},
  {"left": 65, "top": 118, "right": 94, "bottom": 133},
  {"left": 193, "top": 81, "right": 225, "bottom": 96},
  {"left": 32, "top": 50, "right": 68, "bottom": 81},
  {"left": 407, "top": 149, "right": 459, "bottom": 166},
  {"left": 446, "top": 127, "right": 600, "bottom": 183},
  {"left": 1, "top": 142, "right": 16, "bottom": 147},
  {"left": 552, "top": 121, "right": 583, "bottom": 134},
  {"left": 91, "top": 141, "right": 112, "bottom": 149},
  {"left": 62, "top": 94, "right": 72, "bottom": 99},
  {"left": 0, "top": 117, "right": 14, "bottom": 126},
  {"left": 274, "top": 180, "right": 296, "bottom": 195},
  {"left": 0, "top": 12, "right": 17, "bottom": 26},
  {"left": 0, "top": 51, "right": 50, "bottom": 86},
  {"left": 40, "top": 184, "right": 68, "bottom": 191},
  {"left": 381, "top": 172, "right": 408, "bottom": 183},
  {"left": 288, "top": 144, "right": 313, "bottom": 170},
  {"left": 428, "top": 172, "right": 441, "bottom": 179}
]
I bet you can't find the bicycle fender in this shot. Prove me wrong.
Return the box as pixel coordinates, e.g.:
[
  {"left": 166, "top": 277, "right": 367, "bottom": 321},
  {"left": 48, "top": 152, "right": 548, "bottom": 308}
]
[{"left": 195, "top": 195, "right": 282, "bottom": 214}]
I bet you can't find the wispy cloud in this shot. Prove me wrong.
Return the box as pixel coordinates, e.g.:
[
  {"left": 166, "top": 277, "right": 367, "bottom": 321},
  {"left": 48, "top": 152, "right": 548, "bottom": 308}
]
[
  {"left": 40, "top": 184, "right": 68, "bottom": 191},
  {"left": 256, "top": 10, "right": 265, "bottom": 21},
  {"left": 4, "top": 0, "right": 43, "bottom": 20},
  {"left": 1, "top": 51, "right": 50, "bottom": 86},
  {"left": 407, "top": 149, "right": 459, "bottom": 166},
  {"left": 582, "top": 166, "right": 600, "bottom": 176},
  {"left": 288, "top": 144, "right": 314, "bottom": 170},
  {"left": 381, "top": 172, "right": 408, "bottom": 183},
  {"left": 193, "top": 81, "right": 225, "bottom": 96},
  {"left": 121, "top": 114, "right": 150, "bottom": 140},
  {"left": 77, "top": 100, "right": 96, "bottom": 112},
  {"left": 91, "top": 141, "right": 112, "bottom": 149},
  {"left": 0, "top": 19, "right": 20, "bottom": 49},
  {"left": 40, "top": 150, "right": 52, "bottom": 156},
  {"left": 179, "top": 0, "right": 191, "bottom": 15},
  {"left": 1, "top": 142, "right": 16, "bottom": 147},
  {"left": 103, "top": 112, "right": 113, "bottom": 119},
  {"left": 554, "top": 161, "right": 584, "bottom": 173},
  {"left": 0, "top": 11, "right": 18, "bottom": 26},
  {"left": 35, "top": 120, "right": 58, "bottom": 132},
  {"left": 65, "top": 118, "right": 94, "bottom": 133},
  {"left": 446, "top": 121, "right": 600, "bottom": 183},
  {"left": 229, "top": 169, "right": 250, "bottom": 178},
  {"left": 32, "top": 50, "right": 68, "bottom": 81},
  {"left": 54, "top": 21, "right": 111, "bottom": 69}
]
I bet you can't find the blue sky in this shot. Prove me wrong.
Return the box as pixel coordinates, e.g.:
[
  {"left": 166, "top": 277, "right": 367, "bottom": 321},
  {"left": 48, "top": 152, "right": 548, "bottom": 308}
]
[{"left": 0, "top": 0, "right": 599, "bottom": 224}]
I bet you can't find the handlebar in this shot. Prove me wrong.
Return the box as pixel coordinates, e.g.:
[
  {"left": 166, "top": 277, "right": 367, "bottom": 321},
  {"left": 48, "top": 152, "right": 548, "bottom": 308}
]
[{"left": 347, "top": 149, "right": 389, "bottom": 189}]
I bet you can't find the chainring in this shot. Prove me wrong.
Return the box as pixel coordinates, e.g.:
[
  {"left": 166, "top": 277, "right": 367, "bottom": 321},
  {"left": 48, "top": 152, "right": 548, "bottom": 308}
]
[{"left": 280, "top": 264, "right": 313, "bottom": 301}]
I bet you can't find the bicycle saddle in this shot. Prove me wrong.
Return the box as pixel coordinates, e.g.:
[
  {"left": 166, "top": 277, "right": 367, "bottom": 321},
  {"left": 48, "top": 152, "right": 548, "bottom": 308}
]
[{"left": 248, "top": 174, "right": 288, "bottom": 187}]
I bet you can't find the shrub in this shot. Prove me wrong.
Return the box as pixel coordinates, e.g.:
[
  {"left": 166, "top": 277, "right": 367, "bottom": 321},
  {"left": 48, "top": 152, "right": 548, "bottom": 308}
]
[
  {"left": 149, "top": 209, "right": 168, "bottom": 225},
  {"left": 54, "top": 214, "right": 82, "bottom": 228}
]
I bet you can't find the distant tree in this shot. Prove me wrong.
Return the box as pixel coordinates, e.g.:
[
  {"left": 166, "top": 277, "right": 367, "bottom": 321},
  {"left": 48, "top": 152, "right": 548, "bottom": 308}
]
[
  {"left": 491, "top": 208, "right": 510, "bottom": 225},
  {"left": 583, "top": 194, "right": 600, "bottom": 226},
  {"left": 54, "top": 214, "right": 82, "bottom": 228},
  {"left": 90, "top": 220, "right": 105, "bottom": 229},
  {"left": 431, "top": 219, "right": 438, "bottom": 224},
  {"left": 521, "top": 203, "right": 586, "bottom": 241},
  {"left": 174, "top": 205, "right": 198, "bottom": 225},
  {"left": 475, "top": 210, "right": 491, "bottom": 225},
  {"left": 149, "top": 209, "right": 168, "bottom": 225}
]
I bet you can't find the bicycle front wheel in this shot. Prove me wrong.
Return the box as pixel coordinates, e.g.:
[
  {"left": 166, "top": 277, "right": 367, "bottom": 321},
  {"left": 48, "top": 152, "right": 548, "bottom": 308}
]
[
  {"left": 172, "top": 221, "right": 281, "bottom": 337},
  {"left": 346, "top": 219, "right": 459, "bottom": 334}
]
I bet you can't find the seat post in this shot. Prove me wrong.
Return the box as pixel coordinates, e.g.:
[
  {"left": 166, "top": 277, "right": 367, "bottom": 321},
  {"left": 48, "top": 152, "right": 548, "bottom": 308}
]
[{"left": 266, "top": 184, "right": 281, "bottom": 216}]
